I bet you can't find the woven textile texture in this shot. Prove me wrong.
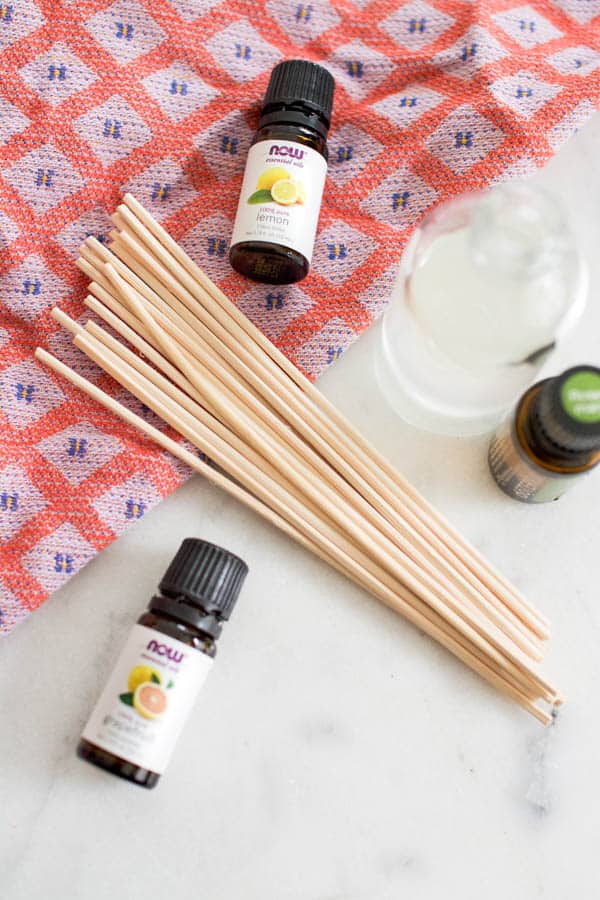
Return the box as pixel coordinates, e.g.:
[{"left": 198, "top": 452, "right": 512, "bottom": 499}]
[{"left": 1, "top": 0, "right": 599, "bottom": 635}]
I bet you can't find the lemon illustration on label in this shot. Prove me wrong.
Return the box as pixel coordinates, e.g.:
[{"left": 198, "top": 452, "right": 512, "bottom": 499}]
[
  {"left": 256, "top": 167, "right": 289, "bottom": 191},
  {"left": 247, "top": 169, "right": 307, "bottom": 207},
  {"left": 291, "top": 179, "right": 306, "bottom": 204},
  {"left": 127, "top": 665, "right": 161, "bottom": 693},
  {"left": 271, "top": 179, "right": 298, "bottom": 205},
  {"left": 133, "top": 682, "right": 168, "bottom": 720}
]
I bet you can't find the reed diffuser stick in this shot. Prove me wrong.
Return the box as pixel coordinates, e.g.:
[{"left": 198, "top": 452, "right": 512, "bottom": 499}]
[
  {"left": 121, "top": 193, "right": 549, "bottom": 636},
  {"left": 103, "top": 263, "right": 547, "bottom": 679},
  {"left": 37, "top": 337, "right": 554, "bottom": 718},
  {"left": 35, "top": 195, "right": 560, "bottom": 722},
  {"left": 85, "top": 231, "right": 543, "bottom": 655}
]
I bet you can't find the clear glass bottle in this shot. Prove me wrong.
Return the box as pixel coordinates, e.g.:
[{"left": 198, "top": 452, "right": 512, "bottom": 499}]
[{"left": 376, "top": 183, "right": 587, "bottom": 435}]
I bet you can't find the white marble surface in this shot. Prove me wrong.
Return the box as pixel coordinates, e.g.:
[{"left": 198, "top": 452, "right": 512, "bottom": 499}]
[{"left": 3, "top": 116, "right": 600, "bottom": 900}]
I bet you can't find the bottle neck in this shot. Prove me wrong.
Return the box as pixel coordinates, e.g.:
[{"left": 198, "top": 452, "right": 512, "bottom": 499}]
[
  {"left": 259, "top": 102, "right": 330, "bottom": 140},
  {"left": 148, "top": 592, "right": 223, "bottom": 641}
]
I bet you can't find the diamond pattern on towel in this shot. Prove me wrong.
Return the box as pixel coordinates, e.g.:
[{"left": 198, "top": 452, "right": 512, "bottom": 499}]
[{"left": 1, "top": 0, "right": 599, "bottom": 634}]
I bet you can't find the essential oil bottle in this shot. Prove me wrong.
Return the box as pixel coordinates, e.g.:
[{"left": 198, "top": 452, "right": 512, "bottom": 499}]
[
  {"left": 229, "top": 59, "right": 335, "bottom": 285},
  {"left": 489, "top": 365, "right": 600, "bottom": 503},
  {"left": 77, "top": 539, "right": 248, "bottom": 788}
]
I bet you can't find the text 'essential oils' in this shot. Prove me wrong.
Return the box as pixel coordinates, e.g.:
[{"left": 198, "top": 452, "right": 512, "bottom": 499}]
[
  {"left": 229, "top": 59, "right": 335, "bottom": 285},
  {"left": 489, "top": 365, "right": 600, "bottom": 503},
  {"left": 77, "top": 539, "right": 248, "bottom": 788}
]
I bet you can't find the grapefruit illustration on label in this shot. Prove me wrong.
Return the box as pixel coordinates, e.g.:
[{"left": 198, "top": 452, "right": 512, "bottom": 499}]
[
  {"left": 119, "top": 663, "right": 174, "bottom": 713},
  {"left": 133, "top": 682, "right": 169, "bottom": 719}
]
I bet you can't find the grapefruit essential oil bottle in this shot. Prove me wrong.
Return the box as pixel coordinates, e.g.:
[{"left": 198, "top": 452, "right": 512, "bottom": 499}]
[
  {"left": 229, "top": 59, "right": 335, "bottom": 285},
  {"left": 77, "top": 539, "right": 248, "bottom": 788}
]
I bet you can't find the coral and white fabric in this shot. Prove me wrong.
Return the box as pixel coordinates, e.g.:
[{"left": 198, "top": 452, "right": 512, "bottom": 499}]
[{"left": 1, "top": 0, "right": 599, "bottom": 634}]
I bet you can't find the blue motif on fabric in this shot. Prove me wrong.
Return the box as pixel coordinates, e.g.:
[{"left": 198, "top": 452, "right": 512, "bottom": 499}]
[
  {"left": 116, "top": 22, "right": 134, "bottom": 40},
  {"left": 54, "top": 553, "right": 74, "bottom": 574},
  {"left": 455, "top": 131, "right": 473, "bottom": 148},
  {"left": 327, "top": 348, "right": 343, "bottom": 364},
  {"left": 221, "top": 136, "right": 238, "bottom": 154},
  {"left": 346, "top": 61, "right": 363, "bottom": 78},
  {"left": 169, "top": 81, "right": 188, "bottom": 95},
  {"left": 125, "top": 499, "right": 145, "bottom": 519},
  {"left": 408, "top": 17, "right": 427, "bottom": 33},
  {"left": 516, "top": 86, "right": 533, "bottom": 98},
  {"left": 295, "top": 4, "right": 312, "bottom": 22},
  {"left": 519, "top": 19, "right": 535, "bottom": 32},
  {"left": 327, "top": 243, "right": 347, "bottom": 260},
  {"left": 392, "top": 191, "right": 410, "bottom": 211},
  {"left": 235, "top": 44, "right": 251, "bottom": 60},
  {"left": 22, "top": 279, "right": 41, "bottom": 295},
  {"left": 207, "top": 237, "right": 226, "bottom": 257},
  {"left": 15, "top": 383, "right": 35, "bottom": 402},
  {"left": 151, "top": 183, "right": 170, "bottom": 201},
  {"left": 461, "top": 44, "right": 477, "bottom": 61},
  {"left": 337, "top": 146, "right": 353, "bottom": 162},
  {"left": 0, "top": 4, "right": 13, "bottom": 22},
  {"left": 0, "top": 492, "right": 18, "bottom": 511},
  {"left": 400, "top": 97, "right": 418, "bottom": 108},
  {"left": 266, "top": 293, "right": 284, "bottom": 309},
  {"left": 36, "top": 169, "right": 54, "bottom": 187},
  {"left": 67, "top": 437, "right": 88, "bottom": 458},
  {"left": 103, "top": 119, "right": 122, "bottom": 138},
  {"left": 48, "top": 64, "right": 66, "bottom": 81}
]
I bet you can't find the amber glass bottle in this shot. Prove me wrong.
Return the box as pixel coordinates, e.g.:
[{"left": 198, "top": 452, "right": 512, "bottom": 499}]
[
  {"left": 229, "top": 59, "right": 335, "bottom": 285},
  {"left": 77, "top": 539, "right": 248, "bottom": 788},
  {"left": 489, "top": 365, "right": 600, "bottom": 503}
]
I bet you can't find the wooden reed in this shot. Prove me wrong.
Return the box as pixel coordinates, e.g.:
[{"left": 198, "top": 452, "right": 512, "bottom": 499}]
[{"left": 35, "top": 194, "right": 560, "bottom": 723}]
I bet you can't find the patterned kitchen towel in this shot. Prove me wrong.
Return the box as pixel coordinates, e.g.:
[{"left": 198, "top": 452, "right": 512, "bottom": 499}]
[{"left": 1, "top": 0, "right": 599, "bottom": 635}]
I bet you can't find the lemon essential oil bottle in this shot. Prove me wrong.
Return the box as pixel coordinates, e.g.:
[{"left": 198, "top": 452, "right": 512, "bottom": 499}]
[
  {"left": 229, "top": 59, "right": 335, "bottom": 285},
  {"left": 489, "top": 365, "right": 600, "bottom": 503},
  {"left": 77, "top": 539, "right": 248, "bottom": 788}
]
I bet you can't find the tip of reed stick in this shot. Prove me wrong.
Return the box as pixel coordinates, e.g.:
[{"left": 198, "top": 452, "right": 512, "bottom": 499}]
[
  {"left": 84, "top": 236, "right": 105, "bottom": 253},
  {"left": 51, "top": 307, "right": 83, "bottom": 335},
  {"left": 110, "top": 211, "right": 126, "bottom": 229},
  {"left": 88, "top": 281, "right": 105, "bottom": 298},
  {"left": 73, "top": 331, "right": 92, "bottom": 352}
]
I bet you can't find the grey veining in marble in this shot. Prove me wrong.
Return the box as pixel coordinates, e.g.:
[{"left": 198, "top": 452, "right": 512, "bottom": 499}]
[{"left": 2, "top": 115, "right": 600, "bottom": 900}]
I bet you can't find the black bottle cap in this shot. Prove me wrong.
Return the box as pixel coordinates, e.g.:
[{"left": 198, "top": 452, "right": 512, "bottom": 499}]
[
  {"left": 261, "top": 59, "right": 335, "bottom": 131},
  {"left": 159, "top": 539, "right": 248, "bottom": 621},
  {"left": 530, "top": 365, "right": 600, "bottom": 462}
]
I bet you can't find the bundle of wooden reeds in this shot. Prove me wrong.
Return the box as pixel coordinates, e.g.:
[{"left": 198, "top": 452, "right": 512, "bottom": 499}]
[{"left": 37, "top": 194, "right": 559, "bottom": 723}]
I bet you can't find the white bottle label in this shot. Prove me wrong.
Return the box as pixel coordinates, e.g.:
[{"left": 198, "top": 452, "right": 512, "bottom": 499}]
[
  {"left": 81, "top": 624, "right": 212, "bottom": 775},
  {"left": 230, "top": 139, "right": 327, "bottom": 263}
]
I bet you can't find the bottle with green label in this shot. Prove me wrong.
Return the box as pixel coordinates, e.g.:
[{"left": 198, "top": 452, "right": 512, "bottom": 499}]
[{"left": 489, "top": 365, "right": 600, "bottom": 503}]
